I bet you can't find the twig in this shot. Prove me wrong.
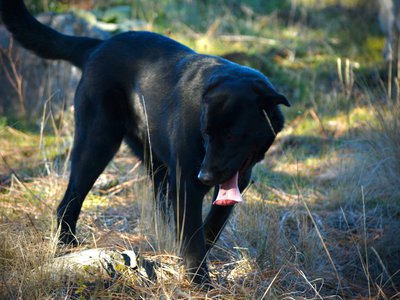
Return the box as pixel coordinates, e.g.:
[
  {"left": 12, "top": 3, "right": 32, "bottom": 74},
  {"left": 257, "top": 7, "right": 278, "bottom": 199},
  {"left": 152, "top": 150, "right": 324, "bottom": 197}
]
[
  {"left": 26, "top": 212, "right": 40, "bottom": 236},
  {"left": 174, "top": 22, "right": 278, "bottom": 46},
  {"left": 261, "top": 267, "right": 282, "bottom": 299},
  {"left": 104, "top": 176, "right": 148, "bottom": 195},
  {"left": 309, "top": 109, "right": 328, "bottom": 138},
  {"left": 219, "top": 34, "right": 278, "bottom": 46},
  {"left": 0, "top": 37, "right": 25, "bottom": 115}
]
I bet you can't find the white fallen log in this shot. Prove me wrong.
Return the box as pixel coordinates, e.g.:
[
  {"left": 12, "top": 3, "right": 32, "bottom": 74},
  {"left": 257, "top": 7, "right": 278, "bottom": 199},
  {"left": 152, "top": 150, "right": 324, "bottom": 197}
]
[{"left": 41, "top": 248, "right": 155, "bottom": 282}]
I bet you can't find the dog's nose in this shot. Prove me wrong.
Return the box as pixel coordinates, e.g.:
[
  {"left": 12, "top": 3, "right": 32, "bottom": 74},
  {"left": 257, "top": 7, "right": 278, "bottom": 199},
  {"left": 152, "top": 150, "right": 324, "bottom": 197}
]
[{"left": 197, "top": 170, "right": 216, "bottom": 186}]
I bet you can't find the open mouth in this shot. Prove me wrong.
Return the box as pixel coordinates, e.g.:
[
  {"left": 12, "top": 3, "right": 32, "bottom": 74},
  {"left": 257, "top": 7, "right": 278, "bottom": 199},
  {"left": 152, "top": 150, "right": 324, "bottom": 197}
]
[{"left": 213, "top": 155, "right": 253, "bottom": 206}]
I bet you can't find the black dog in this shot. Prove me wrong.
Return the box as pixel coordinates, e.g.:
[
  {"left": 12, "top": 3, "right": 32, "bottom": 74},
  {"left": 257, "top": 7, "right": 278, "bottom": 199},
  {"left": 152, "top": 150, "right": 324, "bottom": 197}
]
[{"left": 0, "top": 0, "right": 290, "bottom": 283}]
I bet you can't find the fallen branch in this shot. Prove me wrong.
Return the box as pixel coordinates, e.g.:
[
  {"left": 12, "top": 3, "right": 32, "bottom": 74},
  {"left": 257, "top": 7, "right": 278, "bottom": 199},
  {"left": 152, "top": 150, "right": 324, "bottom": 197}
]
[
  {"left": 41, "top": 248, "right": 156, "bottom": 282},
  {"left": 218, "top": 34, "right": 278, "bottom": 46}
]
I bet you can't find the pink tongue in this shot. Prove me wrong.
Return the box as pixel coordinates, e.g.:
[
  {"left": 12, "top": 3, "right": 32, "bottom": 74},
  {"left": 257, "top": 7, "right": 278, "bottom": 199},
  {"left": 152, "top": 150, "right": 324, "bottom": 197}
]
[{"left": 213, "top": 172, "right": 243, "bottom": 206}]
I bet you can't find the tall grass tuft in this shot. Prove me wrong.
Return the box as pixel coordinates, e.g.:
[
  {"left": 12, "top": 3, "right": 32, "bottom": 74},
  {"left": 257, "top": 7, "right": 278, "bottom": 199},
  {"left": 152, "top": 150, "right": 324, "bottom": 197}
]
[
  {"left": 339, "top": 99, "right": 400, "bottom": 204},
  {"left": 362, "top": 100, "right": 400, "bottom": 202}
]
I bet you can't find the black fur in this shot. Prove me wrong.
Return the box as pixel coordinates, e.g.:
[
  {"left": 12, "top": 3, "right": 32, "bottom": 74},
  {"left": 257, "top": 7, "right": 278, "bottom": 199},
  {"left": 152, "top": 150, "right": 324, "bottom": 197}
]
[{"left": 0, "top": 0, "right": 290, "bottom": 283}]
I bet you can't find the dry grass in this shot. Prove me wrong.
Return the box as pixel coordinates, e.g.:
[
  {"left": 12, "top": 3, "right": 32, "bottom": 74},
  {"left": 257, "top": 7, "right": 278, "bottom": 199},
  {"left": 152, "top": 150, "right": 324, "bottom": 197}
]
[{"left": 1, "top": 98, "right": 400, "bottom": 299}]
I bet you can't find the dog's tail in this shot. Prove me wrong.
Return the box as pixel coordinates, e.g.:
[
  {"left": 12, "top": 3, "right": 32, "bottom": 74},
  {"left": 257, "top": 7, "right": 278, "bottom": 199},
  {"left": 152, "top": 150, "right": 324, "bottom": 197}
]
[{"left": 0, "top": 0, "right": 102, "bottom": 69}]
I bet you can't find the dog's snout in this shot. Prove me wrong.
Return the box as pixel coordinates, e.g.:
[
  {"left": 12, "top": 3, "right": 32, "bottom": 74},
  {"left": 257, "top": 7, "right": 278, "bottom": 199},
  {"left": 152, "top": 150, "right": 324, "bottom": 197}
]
[{"left": 197, "top": 170, "right": 216, "bottom": 186}]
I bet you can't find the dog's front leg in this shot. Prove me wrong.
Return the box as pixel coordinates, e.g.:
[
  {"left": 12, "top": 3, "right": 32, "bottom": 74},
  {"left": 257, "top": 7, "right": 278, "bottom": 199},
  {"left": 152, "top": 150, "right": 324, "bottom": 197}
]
[
  {"left": 203, "top": 200, "right": 234, "bottom": 251},
  {"left": 203, "top": 169, "right": 252, "bottom": 250},
  {"left": 169, "top": 172, "right": 210, "bottom": 284}
]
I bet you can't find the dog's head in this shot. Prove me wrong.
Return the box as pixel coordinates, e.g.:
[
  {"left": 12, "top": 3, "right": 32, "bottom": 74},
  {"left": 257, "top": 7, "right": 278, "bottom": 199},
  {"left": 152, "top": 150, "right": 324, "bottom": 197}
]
[{"left": 198, "top": 72, "right": 290, "bottom": 186}]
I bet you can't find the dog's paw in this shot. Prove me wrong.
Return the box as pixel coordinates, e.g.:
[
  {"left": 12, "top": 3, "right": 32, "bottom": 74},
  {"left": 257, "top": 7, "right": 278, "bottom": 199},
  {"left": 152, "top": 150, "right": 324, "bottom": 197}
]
[
  {"left": 187, "top": 265, "right": 212, "bottom": 287},
  {"left": 58, "top": 231, "right": 79, "bottom": 247}
]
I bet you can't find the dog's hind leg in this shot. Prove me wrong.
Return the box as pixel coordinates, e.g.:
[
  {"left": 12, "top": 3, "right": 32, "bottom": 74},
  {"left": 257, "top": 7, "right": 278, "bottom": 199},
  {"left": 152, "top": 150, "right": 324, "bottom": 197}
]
[
  {"left": 57, "top": 84, "right": 127, "bottom": 245},
  {"left": 151, "top": 161, "right": 171, "bottom": 222}
]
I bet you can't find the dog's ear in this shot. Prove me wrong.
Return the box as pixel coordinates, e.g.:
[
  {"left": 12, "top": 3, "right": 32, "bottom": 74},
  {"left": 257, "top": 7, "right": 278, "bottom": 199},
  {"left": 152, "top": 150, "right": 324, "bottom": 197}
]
[
  {"left": 270, "top": 93, "right": 291, "bottom": 107},
  {"left": 253, "top": 79, "right": 291, "bottom": 108},
  {"left": 202, "top": 75, "right": 235, "bottom": 104},
  {"left": 202, "top": 82, "right": 221, "bottom": 104}
]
